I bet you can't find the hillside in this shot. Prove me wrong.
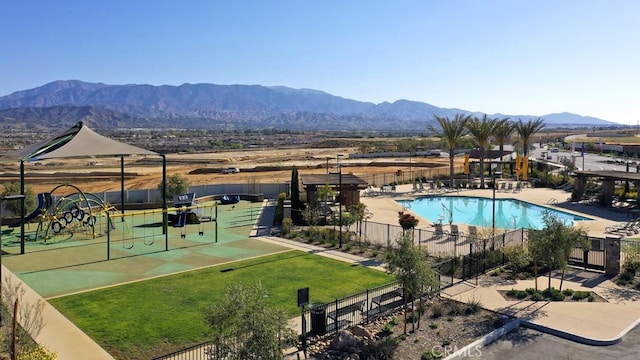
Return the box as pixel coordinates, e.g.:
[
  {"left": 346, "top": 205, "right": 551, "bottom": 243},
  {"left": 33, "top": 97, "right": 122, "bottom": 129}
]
[{"left": 0, "top": 80, "right": 618, "bottom": 131}]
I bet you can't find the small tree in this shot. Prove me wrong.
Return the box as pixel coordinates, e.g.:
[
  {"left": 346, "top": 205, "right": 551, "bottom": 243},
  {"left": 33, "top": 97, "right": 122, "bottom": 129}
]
[
  {"left": 205, "top": 282, "right": 294, "bottom": 360},
  {"left": 1, "top": 182, "right": 37, "bottom": 215},
  {"left": 157, "top": 173, "right": 189, "bottom": 201},
  {"left": 502, "top": 243, "right": 531, "bottom": 275},
  {"left": 316, "top": 184, "right": 336, "bottom": 209},
  {"left": 385, "top": 234, "right": 437, "bottom": 333},
  {"left": 290, "top": 166, "right": 301, "bottom": 211},
  {"left": 528, "top": 212, "right": 589, "bottom": 291},
  {"left": 398, "top": 212, "right": 419, "bottom": 239},
  {"left": 349, "top": 203, "right": 367, "bottom": 243}
]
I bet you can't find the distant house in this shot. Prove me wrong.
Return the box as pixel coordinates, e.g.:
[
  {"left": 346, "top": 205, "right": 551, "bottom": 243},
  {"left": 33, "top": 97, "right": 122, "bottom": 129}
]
[{"left": 300, "top": 173, "right": 369, "bottom": 209}]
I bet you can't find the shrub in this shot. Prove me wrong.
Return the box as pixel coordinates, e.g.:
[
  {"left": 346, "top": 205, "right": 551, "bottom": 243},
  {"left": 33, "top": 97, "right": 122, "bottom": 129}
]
[
  {"left": 531, "top": 292, "right": 544, "bottom": 301},
  {"left": 390, "top": 316, "right": 399, "bottom": 325},
  {"left": 361, "top": 337, "right": 399, "bottom": 359},
  {"left": 430, "top": 304, "right": 443, "bottom": 318},
  {"left": 572, "top": 291, "right": 590, "bottom": 301},
  {"left": 620, "top": 271, "right": 635, "bottom": 282},
  {"left": 506, "top": 288, "right": 517, "bottom": 297},
  {"left": 516, "top": 290, "right": 528, "bottom": 299},
  {"left": 464, "top": 297, "right": 482, "bottom": 315},
  {"left": 282, "top": 217, "right": 293, "bottom": 235},
  {"left": 447, "top": 302, "right": 463, "bottom": 315},
  {"left": 562, "top": 289, "right": 574, "bottom": 296},
  {"left": 382, "top": 322, "right": 394, "bottom": 335},
  {"left": 422, "top": 349, "right": 443, "bottom": 359},
  {"left": 549, "top": 289, "right": 565, "bottom": 301},
  {"left": 429, "top": 322, "right": 439, "bottom": 329},
  {"left": 525, "top": 288, "right": 536, "bottom": 295}
]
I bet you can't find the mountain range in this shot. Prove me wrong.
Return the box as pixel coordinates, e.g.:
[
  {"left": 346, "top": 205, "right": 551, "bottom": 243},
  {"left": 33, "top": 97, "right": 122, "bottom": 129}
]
[{"left": 0, "top": 80, "right": 618, "bottom": 131}]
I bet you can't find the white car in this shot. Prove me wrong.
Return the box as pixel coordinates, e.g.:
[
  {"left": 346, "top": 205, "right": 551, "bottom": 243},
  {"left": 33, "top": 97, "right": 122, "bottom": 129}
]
[{"left": 221, "top": 167, "right": 240, "bottom": 174}]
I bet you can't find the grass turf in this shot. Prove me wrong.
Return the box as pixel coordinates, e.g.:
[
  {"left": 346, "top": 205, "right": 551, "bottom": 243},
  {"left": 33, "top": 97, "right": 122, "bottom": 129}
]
[{"left": 48, "top": 250, "right": 394, "bottom": 359}]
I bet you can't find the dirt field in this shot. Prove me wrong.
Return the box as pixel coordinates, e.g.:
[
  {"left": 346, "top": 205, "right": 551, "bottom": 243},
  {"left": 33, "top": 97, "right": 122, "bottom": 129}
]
[{"left": 1, "top": 147, "right": 455, "bottom": 194}]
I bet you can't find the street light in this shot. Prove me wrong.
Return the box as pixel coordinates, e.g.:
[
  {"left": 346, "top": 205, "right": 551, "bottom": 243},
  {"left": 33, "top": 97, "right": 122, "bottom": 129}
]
[
  {"left": 337, "top": 154, "right": 344, "bottom": 248},
  {"left": 0, "top": 194, "right": 25, "bottom": 325},
  {"left": 492, "top": 171, "right": 502, "bottom": 238}
]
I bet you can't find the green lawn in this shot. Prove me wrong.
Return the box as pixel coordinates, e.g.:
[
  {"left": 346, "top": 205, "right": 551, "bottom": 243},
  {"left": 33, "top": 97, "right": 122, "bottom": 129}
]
[{"left": 49, "top": 250, "right": 394, "bottom": 359}]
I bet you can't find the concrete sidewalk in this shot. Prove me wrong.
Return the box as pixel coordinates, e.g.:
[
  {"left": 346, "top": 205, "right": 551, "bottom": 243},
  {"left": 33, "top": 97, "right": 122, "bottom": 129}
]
[
  {"left": 2, "top": 264, "right": 115, "bottom": 359},
  {"left": 260, "top": 235, "right": 640, "bottom": 347}
]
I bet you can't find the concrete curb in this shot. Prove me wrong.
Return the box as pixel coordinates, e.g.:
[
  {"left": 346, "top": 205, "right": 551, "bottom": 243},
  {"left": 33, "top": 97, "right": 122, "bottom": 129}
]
[
  {"left": 443, "top": 319, "right": 520, "bottom": 360},
  {"left": 520, "top": 320, "right": 623, "bottom": 346}
]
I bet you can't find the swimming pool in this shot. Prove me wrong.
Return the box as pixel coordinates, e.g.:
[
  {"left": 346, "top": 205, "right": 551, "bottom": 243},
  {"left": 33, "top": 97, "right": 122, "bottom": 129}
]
[{"left": 398, "top": 196, "right": 591, "bottom": 230}]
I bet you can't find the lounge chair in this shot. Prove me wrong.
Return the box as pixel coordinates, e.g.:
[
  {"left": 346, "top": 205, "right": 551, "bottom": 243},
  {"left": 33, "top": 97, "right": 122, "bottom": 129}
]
[
  {"left": 467, "top": 225, "right": 479, "bottom": 239},
  {"left": 513, "top": 182, "right": 522, "bottom": 193}
]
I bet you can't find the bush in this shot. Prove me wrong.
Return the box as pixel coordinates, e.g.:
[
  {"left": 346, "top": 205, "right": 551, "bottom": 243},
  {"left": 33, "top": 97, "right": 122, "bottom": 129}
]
[
  {"left": 525, "top": 288, "right": 536, "bottom": 295},
  {"left": 549, "top": 289, "right": 565, "bottom": 301},
  {"left": 531, "top": 292, "right": 544, "bottom": 301},
  {"left": 516, "top": 290, "right": 528, "bottom": 299},
  {"left": 506, "top": 288, "right": 517, "bottom": 297},
  {"left": 572, "top": 291, "right": 590, "bottom": 301},
  {"left": 430, "top": 304, "right": 443, "bottom": 318},
  {"left": 464, "top": 297, "right": 482, "bottom": 315},
  {"left": 562, "top": 289, "right": 574, "bottom": 296},
  {"left": 422, "top": 349, "right": 443, "bottom": 359},
  {"left": 361, "top": 336, "right": 399, "bottom": 359},
  {"left": 620, "top": 271, "right": 635, "bottom": 282},
  {"left": 282, "top": 217, "right": 293, "bottom": 235},
  {"left": 447, "top": 302, "right": 463, "bottom": 315},
  {"left": 429, "top": 322, "right": 439, "bottom": 329}
]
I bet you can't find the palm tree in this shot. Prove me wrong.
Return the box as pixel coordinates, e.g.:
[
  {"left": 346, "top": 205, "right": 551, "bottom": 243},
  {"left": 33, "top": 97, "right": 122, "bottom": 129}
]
[
  {"left": 427, "top": 114, "right": 471, "bottom": 188},
  {"left": 514, "top": 117, "right": 545, "bottom": 156},
  {"left": 467, "top": 115, "right": 498, "bottom": 188},
  {"left": 493, "top": 119, "right": 514, "bottom": 174}
]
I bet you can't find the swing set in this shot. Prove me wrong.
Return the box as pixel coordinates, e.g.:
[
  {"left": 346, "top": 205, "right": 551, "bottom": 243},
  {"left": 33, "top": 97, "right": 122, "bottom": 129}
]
[{"left": 105, "top": 203, "right": 217, "bottom": 260}]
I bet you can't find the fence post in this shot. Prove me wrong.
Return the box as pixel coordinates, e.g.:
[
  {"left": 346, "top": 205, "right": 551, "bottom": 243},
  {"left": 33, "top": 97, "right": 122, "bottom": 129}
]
[
  {"left": 366, "top": 289, "right": 370, "bottom": 324},
  {"left": 334, "top": 299, "right": 339, "bottom": 334},
  {"left": 502, "top": 233, "right": 506, "bottom": 266},
  {"left": 387, "top": 224, "right": 391, "bottom": 250}
]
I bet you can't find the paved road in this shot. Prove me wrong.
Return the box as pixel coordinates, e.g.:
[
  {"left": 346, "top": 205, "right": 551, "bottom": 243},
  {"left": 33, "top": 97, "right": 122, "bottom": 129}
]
[
  {"left": 463, "top": 325, "right": 640, "bottom": 360},
  {"left": 529, "top": 144, "right": 633, "bottom": 172}
]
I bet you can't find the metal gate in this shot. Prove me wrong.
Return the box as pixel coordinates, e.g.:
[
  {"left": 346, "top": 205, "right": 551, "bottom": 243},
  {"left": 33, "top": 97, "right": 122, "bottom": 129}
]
[{"left": 568, "top": 237, "right": 605, "bottom": 271}]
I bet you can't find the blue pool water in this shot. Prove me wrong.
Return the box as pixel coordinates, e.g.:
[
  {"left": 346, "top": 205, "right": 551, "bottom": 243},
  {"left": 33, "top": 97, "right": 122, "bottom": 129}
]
[{"left": 398, "top": 196, "right": 591, "bottom": 230}]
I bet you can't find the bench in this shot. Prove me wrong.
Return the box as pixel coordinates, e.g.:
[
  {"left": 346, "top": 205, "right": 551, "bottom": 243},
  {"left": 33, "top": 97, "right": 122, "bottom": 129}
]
[
  {"left": 327, "top": 300, "right": 366, "bottom": 329},
  {"left": 370, "top": 290, "right": 403, "bottom": 311}
]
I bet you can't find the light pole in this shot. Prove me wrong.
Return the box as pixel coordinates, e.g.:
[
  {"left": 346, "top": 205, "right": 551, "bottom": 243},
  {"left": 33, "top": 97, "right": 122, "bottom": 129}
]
[
  {"left": 409, "top": 150, "right": 412, "bottom": 181},
  {"left": 0, "top": 194, "right": 25, "bottom": 325},
  {"left": 337, "top": 154, "right": 344, "bottom": 248},
  {"left": 492, "top": 171, "right": 502, "bottom": 238}
]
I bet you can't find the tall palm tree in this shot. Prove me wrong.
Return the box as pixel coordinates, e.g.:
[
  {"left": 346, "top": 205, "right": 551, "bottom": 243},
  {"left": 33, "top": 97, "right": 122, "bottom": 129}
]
[
  {"left": 467, "top": 115, "right": 498, "bottom": 188},
  {"left": 493, "top": 119, "right": 514, "bottom": 174},
  {"left": 427, "top": 114, "right": 471, "bottom": 188},
  {"left": 515, "top": 117, "right": 546, "bottom": 156}
]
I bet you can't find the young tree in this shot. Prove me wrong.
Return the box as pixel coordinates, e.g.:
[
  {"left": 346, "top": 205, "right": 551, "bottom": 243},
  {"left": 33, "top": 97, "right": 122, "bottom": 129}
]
[
  {"left": 157, "top": 173, "right": 190, "bottom": 200},
  {"left": 427, "top": 114, "right": 471, "bottom": 189},
  {"left": 205, "top": 282, "right": 294, "bottom": 360},
  {"left": 398, "top": 212, "right": 419, "bottom": 240},
  {"left": 290, "top": 166, "right": 301, "bottom": 211},
  {"left": 527, "top": 213, "right": 589, "bottom": 291},
  {"left": 1, "top": 182, "right": 37, "bottom": 215},
  {"left": 315, "top": 184, "right": 336, "bottom": 210},
  {"left": 349, "top": 202, "right": 367, "bottom": 243},
  {"left": 385, "top": 234, "right": 437, "bottom": 333}
]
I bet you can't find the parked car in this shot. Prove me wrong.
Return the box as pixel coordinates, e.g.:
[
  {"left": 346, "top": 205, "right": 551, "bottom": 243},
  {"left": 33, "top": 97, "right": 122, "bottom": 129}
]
[{"left": 221, "top": 167, "right": 240, "bottom": 174}]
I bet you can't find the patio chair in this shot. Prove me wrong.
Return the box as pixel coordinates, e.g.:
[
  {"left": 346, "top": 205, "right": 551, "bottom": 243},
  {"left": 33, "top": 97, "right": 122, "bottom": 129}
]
[
  {"left": 506, "top": 182, "right": 513, "bottom": 192},
  {"left": 513, "top": 182, "right": 522, "bottom": 193}
]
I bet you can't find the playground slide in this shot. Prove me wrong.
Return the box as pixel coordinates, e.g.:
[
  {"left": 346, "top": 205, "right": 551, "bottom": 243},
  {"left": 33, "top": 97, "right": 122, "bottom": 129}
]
[{"left": 23, "top": 192, "right": 52, "bottom": 223}]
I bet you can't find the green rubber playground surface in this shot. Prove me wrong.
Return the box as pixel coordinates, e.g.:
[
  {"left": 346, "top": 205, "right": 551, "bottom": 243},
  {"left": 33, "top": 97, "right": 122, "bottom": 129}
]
[{"left": 1, "top": 200, "right": 289, "bottom": 298}]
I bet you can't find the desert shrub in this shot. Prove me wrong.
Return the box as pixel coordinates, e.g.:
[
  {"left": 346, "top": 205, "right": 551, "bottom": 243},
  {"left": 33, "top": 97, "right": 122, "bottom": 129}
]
[
  {"left": 525, "top": 288, "right": 536, "bottom": 295},
  {"left": 361, "top": 336, "right": 399, "bottom": 359},
  {"left": 502, "top": 244, "right": 532, "bottom": 273},
  {"left": 429, "top": 322, "right": 439, "bottom": 329},
  {"left": 464, "top": 297, "right": 482, "bottom": 315},
  {"left": 430, "top": 304, "right": 443, "bottom": 318},
  {"left": 516, "top": 290, "right": 528, "bottom": 299},
  {"left": 506, "top": 288, "right": 517, "bottom": 297},
  {"left": 447, "top": 301, "right": 463, "bottom": 315}
]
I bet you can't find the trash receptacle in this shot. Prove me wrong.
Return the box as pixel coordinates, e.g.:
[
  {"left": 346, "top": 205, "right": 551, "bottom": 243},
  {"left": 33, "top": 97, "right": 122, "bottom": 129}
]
[{"left": 310, "top": 304, "right": 327, "bottom": 336}]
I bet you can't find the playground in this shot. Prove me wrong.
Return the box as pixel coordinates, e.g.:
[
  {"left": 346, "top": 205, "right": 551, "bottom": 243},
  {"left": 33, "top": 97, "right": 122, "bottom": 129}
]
[{"left": 1, "top": 192, "right": 287, "bottom": 299}]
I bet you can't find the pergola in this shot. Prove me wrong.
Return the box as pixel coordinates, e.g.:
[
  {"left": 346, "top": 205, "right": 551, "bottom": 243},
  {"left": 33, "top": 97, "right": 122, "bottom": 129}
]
[
  {"left": 573, "top": 170, "right": 640, "bottom": 206},
  {"left": 4, "top": 122, "right": 167, "bottom": 254},
  {"left": 300, "top": 173, "right": 369, "bottom": 208}
]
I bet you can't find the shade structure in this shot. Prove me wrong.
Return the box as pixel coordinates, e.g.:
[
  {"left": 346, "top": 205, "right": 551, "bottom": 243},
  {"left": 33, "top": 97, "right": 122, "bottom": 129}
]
[
  {"left": 3, "top": 121, "right": 166, "bottom": 255},
  {"left": 8, "top": 121, "right": 157, "bottom": 160}
]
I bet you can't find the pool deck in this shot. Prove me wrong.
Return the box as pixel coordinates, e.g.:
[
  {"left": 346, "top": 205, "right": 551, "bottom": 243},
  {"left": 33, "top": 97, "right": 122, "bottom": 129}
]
[{"left": 360, "top": 183, "right": 633, "bottom": 239}]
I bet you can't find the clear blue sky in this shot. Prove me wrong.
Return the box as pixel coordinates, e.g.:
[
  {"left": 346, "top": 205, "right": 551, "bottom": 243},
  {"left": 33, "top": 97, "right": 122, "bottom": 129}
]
[{"left": 2, "top": 1, "right": 639, "bottom": 124}]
